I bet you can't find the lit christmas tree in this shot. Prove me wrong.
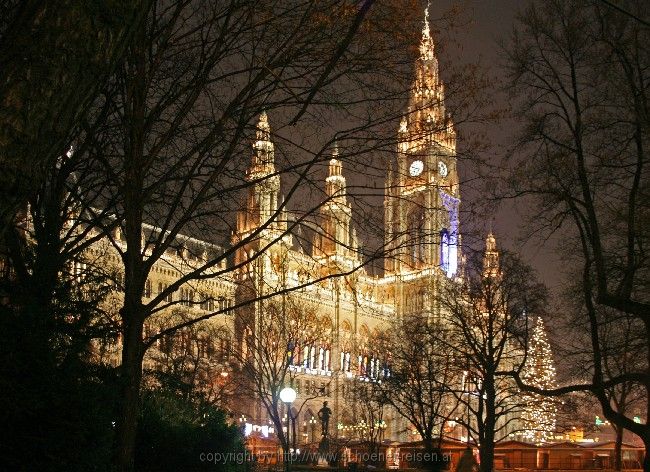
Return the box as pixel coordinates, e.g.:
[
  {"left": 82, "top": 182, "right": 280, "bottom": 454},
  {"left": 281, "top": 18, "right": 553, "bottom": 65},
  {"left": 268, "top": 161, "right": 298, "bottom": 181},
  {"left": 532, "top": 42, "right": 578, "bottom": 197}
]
[{"left": 521, "top": 316, "right": 558, "bottom": 443}]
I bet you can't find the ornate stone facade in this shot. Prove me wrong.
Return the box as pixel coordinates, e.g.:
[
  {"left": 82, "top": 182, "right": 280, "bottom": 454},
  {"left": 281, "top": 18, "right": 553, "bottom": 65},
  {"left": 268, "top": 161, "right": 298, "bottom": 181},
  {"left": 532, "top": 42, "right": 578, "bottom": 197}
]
[{"left": 229, "top": 9, "right": 462, "bottom": 443}]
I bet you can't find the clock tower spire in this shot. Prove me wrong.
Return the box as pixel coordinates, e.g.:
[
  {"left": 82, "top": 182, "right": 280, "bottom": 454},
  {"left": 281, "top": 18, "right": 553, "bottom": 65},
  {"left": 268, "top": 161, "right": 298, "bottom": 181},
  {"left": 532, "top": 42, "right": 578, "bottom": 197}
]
[{"left": 384, "top": 4, "right": 460, "bottom": 282}]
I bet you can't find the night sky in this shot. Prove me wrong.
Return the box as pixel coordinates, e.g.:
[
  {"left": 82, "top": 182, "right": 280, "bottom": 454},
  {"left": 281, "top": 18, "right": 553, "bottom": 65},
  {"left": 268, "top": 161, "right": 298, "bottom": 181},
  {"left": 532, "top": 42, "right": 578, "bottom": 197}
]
[{"left": 433, "top": 0, "right": 564, "bottom": 292}]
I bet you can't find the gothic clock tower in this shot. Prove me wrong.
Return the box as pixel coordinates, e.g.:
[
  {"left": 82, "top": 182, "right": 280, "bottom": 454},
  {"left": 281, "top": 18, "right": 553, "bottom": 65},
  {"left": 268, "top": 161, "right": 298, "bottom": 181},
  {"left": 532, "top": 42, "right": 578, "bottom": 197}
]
[{"left": 384, "top": 7, "right": 460, "bottom": 316}]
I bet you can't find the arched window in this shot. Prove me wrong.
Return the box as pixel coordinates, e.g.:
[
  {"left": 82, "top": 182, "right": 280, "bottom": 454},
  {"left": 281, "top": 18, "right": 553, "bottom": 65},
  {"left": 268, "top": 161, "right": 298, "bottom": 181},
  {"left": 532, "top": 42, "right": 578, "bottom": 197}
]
[
  {"left": 448, "top": 231, "right": 458, "bottom": 277},
  {"left": 318, "top": 347, "right": 324, "bottom": 370},
  {"left": 219, "top": 335, "right": 231, "bottom": 362},
  {"left": 323, "top": 347, "right": 330, "bottom": 371},
  {"left": 382, "top": 359, "right": 391, "bottom": 378},
  {"left": 440, "top": 190, "right": 459, "bottom": 278},
  {"left": 361, "top": 355, "right": 369, "bottom": 377},
  {"left": 359, "top": 324, "right": 370, "bottom": 339},
  {"left": 407, "top": 196, "right": 426, "bottom": 267},
  {"left": 294, "top": 342, "right": 301, "bottom": 366}
]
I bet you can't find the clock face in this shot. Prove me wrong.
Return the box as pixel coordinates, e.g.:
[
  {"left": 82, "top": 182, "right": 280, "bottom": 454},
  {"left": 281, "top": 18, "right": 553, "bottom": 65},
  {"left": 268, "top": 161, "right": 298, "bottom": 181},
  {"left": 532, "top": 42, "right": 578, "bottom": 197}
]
[
  {"left": 438, "top": 160, "right": 448, "bottom": 177},
  {"left": 409, "top": 160, "right": 424, "bottom": 177}
]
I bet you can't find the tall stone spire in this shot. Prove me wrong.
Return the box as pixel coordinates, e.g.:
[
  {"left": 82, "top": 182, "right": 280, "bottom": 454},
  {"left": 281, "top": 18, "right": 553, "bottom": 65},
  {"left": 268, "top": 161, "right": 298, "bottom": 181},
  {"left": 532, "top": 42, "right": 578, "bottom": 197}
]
[
  {"left": 414, "top": 3, "right": 439, "bottom": 105},
  {"left": 315, "top": 143, "right": 355, "bottom": 261},
  {"left": 237, "top": 111, "right": 281, "bottom": 234},
  {"left": 399, "top": 3, "right": 455, "bottom": 152},
  {"left": 483, "top": 232, "right": 500, "bottom": 278},
  {"left": 385, "top": 5, "right": 460, "bottom": 277},
  {"left": 419, "top": 3, "right": 435, "bottom": 63}
]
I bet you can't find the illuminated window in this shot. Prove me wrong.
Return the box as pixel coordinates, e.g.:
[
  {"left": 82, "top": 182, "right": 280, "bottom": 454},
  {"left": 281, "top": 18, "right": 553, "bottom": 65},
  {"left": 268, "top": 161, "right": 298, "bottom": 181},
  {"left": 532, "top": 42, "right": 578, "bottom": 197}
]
[
  {"left": 440, "top": 228, "right": 449, "bottom": 273},
  {"left": 440, "top": 190, "right": 459, "bottom": 277}
]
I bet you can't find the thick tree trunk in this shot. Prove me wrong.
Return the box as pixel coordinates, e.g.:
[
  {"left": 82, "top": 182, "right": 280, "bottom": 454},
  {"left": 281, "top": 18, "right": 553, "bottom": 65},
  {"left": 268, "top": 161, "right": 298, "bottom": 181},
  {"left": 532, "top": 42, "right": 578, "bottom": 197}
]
[
  {"left": 114, "top": 314, "right": 144, "bottom": 471},
  {"left": 614, "top": 426, "right": 623, "bottom": 471},
  {"left": 479, "top": 431, "right": 495, "bottom": 472},
  {"left": 422, "top": 435, "right": 445, "bottom": 472},
  {"left": 480, "top": 382, "right": 496, "bottom": 472}
]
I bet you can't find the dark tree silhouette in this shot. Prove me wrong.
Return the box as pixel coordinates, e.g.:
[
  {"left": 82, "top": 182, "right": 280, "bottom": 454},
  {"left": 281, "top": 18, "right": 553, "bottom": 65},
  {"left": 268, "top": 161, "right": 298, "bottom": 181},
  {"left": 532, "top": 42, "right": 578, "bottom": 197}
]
[
  {"left": 0, "top": 0, "right": 151, "bottom": 228},
  {"left": 374, "top": 315, "right": 459, "bottom": 471},
  {"left": 502, "top": 1, "right": 650, "bottom": 468}
]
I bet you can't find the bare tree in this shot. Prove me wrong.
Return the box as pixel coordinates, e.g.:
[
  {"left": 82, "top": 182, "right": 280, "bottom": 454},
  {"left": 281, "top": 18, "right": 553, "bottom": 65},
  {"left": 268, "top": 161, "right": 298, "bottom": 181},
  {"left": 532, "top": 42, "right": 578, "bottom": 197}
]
[
  {"left": 79, "top": 1, "right": 425, "bottom": 467},
  {"left": 602, "top": 314, "right": 647, "bottom": 470},
  {"left": 564, "top": 300, "right": 647, "bottom": 469},
  {"left": 232, "top": 297, "right": 328, "bottom": 458},
  {"left": 349, "top": 379, "right": 389, "bottom": 465},
  {"left": 501, "top": 1, "right": 650, "bottom": 467},
  {"left": 374, "top": 314, "right": 459, "bottom": 471},
  {"left": 438, "top": 237, "right": 548, "bottom": 472},
  {"left": 143, "top": 310, "right": 234, "bottom": 406}
]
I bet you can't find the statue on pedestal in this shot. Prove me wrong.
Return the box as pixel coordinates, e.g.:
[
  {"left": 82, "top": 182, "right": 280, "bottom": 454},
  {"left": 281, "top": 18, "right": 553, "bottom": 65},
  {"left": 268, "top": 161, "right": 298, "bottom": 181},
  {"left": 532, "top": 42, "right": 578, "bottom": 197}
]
[
  {"left": 316, "top": 401, "right": 333, "bottom": 467},
  {"left": 318, "top": 401, "right": 332, "bottom": 437}
]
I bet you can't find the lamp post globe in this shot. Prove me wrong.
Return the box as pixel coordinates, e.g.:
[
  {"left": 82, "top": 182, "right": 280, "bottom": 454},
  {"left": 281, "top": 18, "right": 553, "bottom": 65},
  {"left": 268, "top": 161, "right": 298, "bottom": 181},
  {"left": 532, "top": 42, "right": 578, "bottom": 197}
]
[{"left": 280, "top": 387, "right": 296, "bottom": 404}]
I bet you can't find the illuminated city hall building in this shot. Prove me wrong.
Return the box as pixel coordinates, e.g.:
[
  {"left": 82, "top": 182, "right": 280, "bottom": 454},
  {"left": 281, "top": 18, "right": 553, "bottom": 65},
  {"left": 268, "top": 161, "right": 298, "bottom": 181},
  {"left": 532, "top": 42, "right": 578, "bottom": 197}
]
[{"left": 228, "top": 11, "right": 463, "bottom": 443}]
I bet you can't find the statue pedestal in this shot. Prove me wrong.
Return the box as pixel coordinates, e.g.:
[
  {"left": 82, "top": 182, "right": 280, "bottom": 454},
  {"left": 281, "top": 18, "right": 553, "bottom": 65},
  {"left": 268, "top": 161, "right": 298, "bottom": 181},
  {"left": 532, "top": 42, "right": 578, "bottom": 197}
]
[
  {"left": 316, "top": 436, "right": 330, "bottom": 467},
  {"left": 455, "top": 447, "right": 478, "bottom": 472}
]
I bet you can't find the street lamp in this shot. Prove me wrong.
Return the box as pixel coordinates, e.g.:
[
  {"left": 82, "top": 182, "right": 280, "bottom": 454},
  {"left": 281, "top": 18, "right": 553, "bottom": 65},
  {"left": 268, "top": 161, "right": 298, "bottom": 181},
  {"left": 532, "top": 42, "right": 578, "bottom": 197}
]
[{"left": 280, "top": 387, "right": 297, "bottom": 472}]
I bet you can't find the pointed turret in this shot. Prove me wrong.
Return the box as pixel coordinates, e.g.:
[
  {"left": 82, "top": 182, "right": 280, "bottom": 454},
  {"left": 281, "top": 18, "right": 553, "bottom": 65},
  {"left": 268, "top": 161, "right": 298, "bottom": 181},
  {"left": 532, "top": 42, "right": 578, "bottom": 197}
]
[
  {"left": 236, "top": 112, "right": 282, "bottom": 235},
  {"left": 483, "top": 232, "right": 500, "bottom": 278},
  {"left": 249, "top": 111, "right": 275, "bottom": 176},
  {"left": 315, "top": 143, "right": 356, "bottom": 262},
  {"left": 325, "top": 142, "right": 347, "bottom": 204},
  {"left": 417, "top": 5, "right": 438, "bottom": 85}
]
